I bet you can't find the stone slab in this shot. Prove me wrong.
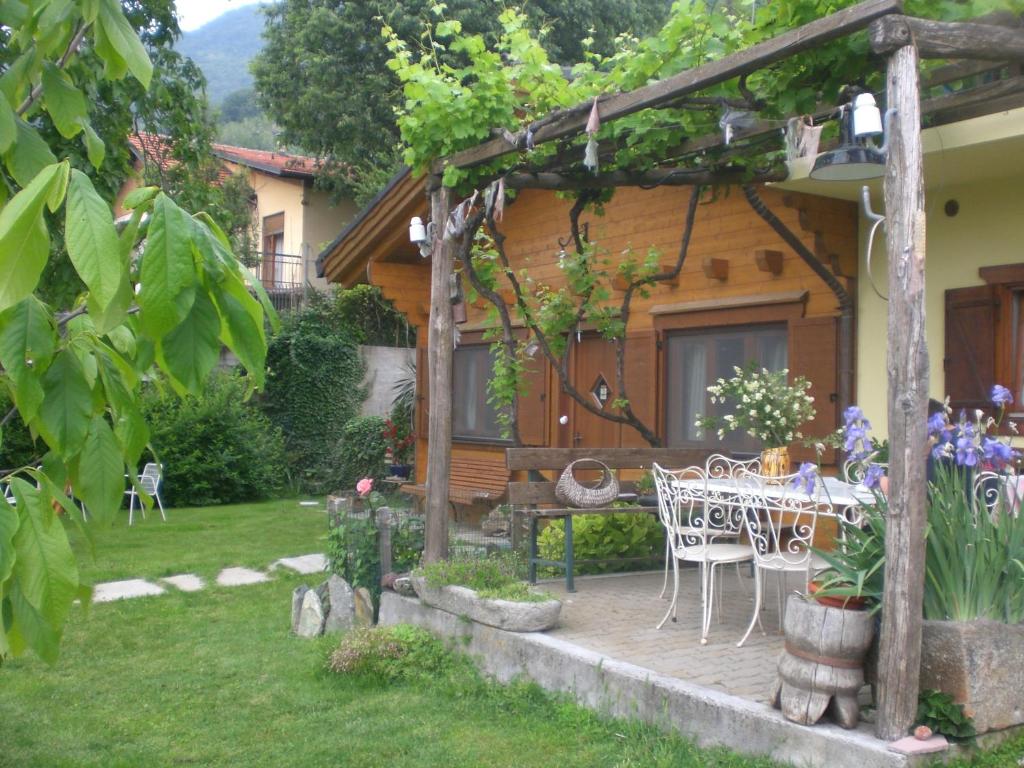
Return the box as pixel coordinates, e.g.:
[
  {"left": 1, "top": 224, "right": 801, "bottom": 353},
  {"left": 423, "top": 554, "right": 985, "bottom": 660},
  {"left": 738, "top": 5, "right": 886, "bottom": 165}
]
[
  {"left": 292, "top": 585, "right": 310, "bottom": 633},
  {"left": 216, "top": 567, "right": 270, "bottom": 586},
  {"left": 887, "top": 735, "right": 949, "bottom": 755},
  {"left": 323, "top": 575, "right": 355, "bottom": 633},
  {"left": 271, "top": 554, "right": 329, "bottom": 574},
  {"left": 380, "top": 592, "right": 930, "bottom": 768},
  {"left": 160, "top": 574, "right": 204, "bottom": 593},
  {"left": 93, "top": 579, "right": 165, "bottom": 603},
  {"left": 412, "top": 575, "right": 561, "bottom": 632},
  {"left": 296, "top": 589, "right": 325, "bottom": 637}
]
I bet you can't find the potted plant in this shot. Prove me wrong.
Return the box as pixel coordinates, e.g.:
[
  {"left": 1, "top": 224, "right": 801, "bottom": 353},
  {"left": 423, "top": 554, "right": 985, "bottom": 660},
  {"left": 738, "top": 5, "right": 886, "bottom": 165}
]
[
  {"left": 635, "top": 470, "right": 657, "bottom": 507},
  {"left": 382, "top": 418, "right": 415, "bottom": 479},
  {"left": 696, "top": 366, "right": 815, "bottom": 476}
]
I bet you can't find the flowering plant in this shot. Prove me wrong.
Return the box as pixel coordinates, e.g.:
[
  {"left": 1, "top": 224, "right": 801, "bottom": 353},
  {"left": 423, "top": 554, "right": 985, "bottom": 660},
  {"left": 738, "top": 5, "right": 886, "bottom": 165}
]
[
  {"left": 696, "top": 366, "right": 815, "bottom": 449},
  {"left": 356, "top": 477, "right": 385, "bottom": 512},
  {"left": 382, "top": 418, "right": 415, "bottom": 465}
]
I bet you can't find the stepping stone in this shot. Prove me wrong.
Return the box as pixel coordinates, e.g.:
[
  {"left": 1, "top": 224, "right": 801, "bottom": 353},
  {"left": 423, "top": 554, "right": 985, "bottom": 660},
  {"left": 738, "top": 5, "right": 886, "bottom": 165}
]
[
  {"left": 888, "top": 734, "right": 949, "bottom": 755},
  {"left": 271, "top": 553, "right": 328, "bottom": 574},
  {"left": 216, "top": 567, "right": 270, "bottom": 586},
  {"left": 161, "top": 574, "right": 205, "bottom": 592},
  {"left": 298, "top": 500, "right": 319, "bottom": 507},
  {"left": 93, "top": 579, "right": 165, "bottom": 603}
]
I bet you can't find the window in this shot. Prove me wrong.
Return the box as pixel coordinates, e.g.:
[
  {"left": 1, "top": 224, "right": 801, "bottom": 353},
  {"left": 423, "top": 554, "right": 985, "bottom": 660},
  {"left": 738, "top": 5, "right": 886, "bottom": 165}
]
[
  {"left": 665, "top": 325, "right": 788, "bottom": 450},
  {"left": 453, "top": 345, "right": 503, "bottom": 441}
]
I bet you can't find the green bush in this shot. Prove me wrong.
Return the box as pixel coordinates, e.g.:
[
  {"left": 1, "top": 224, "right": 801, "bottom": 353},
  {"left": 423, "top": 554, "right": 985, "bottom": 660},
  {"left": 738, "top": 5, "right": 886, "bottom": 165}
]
[
  {"left": 335, "top": 416, "right": 388, "bottom": 490},
  {"left": 140, "top": 372, "right": 286, "bottom": 507},
  {"left": 327, "top": 513, "right": 381, "bottom": 605},
  {"left": 262, "top": 299, "right": 366, "bottom": 493},
  {"left": 917, "top": 689, "right": 976, "bottom": 742},
  {"left": 538, "top": 513, "right": 664, "bottom": 575},
  {"left": 326, "top": 625, "right": 454, "bottom": 683}
]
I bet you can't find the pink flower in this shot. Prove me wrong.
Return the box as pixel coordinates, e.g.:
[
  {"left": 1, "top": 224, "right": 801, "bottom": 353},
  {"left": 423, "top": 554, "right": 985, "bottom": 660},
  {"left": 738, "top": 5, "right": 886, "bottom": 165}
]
[{"left": 356, "top": 478, "right": 374, "bottom": 497}]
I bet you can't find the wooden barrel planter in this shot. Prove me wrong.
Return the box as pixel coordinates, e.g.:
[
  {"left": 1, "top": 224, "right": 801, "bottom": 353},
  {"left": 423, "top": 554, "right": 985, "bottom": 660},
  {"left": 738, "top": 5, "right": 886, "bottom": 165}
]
[{"left": 771, "top": 594, "right": 875, "bottom": 729}]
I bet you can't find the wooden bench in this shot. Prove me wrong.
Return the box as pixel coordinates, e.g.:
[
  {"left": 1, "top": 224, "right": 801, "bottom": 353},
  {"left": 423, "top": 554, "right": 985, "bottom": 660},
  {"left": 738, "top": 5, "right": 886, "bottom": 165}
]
[
  {"left": 506, "top": 448, "right": 711, "bottom": 592},
  {"left": 401, "top": 455, "right": 510, "bottom": 517}
]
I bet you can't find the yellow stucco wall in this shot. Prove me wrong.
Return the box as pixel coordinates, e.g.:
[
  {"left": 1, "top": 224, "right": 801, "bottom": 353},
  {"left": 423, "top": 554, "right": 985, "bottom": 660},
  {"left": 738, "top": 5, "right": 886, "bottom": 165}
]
[
  {"left": 856, "top": 172, "right": 1024, "bottom": 434},
  {"left": 302, "top": 187, "right": 359, "bottom": 291},
  {"left": 249, "top": 172, "right": 307, "bottom": 257}
]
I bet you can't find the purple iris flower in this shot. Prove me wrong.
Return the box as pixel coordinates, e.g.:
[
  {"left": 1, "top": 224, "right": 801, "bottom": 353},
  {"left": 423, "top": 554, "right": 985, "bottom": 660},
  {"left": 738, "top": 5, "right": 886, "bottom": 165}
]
[
  {"left": 791, "top": 462, "right": 817, "bottom": 495},
  {"left": 927, "top": 412, "right": 947, "bottom": 437},
  {"left": 956, "top": 436, "right": 979, "bottom": 467},
  {"left": 991, "top": 385, "right": 1014, "bottom": 407},
  {"left": 843, "top": 425, "right": 867, "bottom": 453},
  {"left": 863, "top": 463, "right": 886, "bottom": 490},
  {"left": 982, "top": 437, "right": 1014, "bottom": 470},
  {"left": 843, "top": 406, "right": 864, "bottom": 426}
]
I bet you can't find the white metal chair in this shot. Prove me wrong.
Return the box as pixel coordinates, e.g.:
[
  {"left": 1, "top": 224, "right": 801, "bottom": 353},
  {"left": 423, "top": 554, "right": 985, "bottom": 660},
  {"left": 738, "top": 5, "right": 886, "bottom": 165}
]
[
  {"left": 657, "top": 453, "right": 759, "bottom": 599},
  {"left": 653, "top": 463, "right": 753, "bottom": 644},
  {"left": 126, "top": 462, "right": 166, "bottom": 525},
  {"left": 734, "top": 467, "right": 831, "bottom": 647}
]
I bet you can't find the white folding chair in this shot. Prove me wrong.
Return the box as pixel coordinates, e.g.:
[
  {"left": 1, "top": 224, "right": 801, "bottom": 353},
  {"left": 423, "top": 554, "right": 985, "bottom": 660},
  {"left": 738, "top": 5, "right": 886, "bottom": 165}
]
[
  {"left": 653, "top": 463, "right": 753, "bottom": 644},
  {"left": 734, "top": 467, "right": 831, "bottom": 647},
  {"left": 657, "top": 453, "right": 759, "bottom": 599},
  {"left": 126, "top": 462, "right": 166, "bottom": 525}
]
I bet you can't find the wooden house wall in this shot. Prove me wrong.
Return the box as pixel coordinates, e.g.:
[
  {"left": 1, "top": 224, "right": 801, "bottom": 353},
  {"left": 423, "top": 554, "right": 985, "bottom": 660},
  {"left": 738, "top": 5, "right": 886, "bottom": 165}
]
[{"left": 372, "top": 184, "right": 858, "bottom": 484}]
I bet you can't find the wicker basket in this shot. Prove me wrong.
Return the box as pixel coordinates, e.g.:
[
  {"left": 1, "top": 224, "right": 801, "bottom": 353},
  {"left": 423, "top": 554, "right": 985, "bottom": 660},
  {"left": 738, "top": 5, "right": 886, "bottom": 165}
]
[{"left": 554, "top": 459, "right": 619, "bottom": 508}]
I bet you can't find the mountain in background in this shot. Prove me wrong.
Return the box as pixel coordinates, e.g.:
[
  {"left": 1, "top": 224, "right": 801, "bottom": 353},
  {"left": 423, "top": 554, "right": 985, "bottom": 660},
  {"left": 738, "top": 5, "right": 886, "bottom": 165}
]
[{"left": 178, "top": 4, "right": 267, "bottom": 106}]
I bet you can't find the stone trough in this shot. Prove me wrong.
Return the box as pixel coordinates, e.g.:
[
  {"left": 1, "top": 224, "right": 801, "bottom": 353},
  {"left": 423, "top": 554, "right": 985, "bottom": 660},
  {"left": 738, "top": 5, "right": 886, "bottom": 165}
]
[{"left": 410, "top": 575, "right": 561, "bottom": 632}]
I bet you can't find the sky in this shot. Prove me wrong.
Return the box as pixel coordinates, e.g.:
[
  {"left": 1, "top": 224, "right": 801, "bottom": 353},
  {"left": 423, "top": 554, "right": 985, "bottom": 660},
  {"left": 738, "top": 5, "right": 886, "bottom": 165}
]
[{"left": 176, "top": 0, "right": 263, "bottom": 32}]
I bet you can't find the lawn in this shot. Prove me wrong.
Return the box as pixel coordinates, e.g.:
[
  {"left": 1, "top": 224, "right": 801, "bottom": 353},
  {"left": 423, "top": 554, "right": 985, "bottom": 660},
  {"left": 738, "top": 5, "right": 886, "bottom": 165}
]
[
  {"left": 3, "top": 503, "right": 1022, "bottom": 768},
  {"left": 68, "top": 498, "right": 329, "bottom": 583}
]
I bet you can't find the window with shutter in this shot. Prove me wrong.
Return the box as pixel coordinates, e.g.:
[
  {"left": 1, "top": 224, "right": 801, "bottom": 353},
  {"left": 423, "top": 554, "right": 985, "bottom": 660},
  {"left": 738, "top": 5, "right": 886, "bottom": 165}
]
[
  {"left": 944, "top": 284, "right": 998, "bottom": 413},
  {"left": 788, "top": 316, "right": 839, "bottom": 463}
]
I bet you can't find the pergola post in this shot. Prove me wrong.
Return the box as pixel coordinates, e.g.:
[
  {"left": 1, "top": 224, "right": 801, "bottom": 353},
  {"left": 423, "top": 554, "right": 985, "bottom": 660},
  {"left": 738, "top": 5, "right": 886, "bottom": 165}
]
[
  {"left": 875, "top": 37, "right": 929, "bottom": 741},
  {"left": 423, "top": 186, "right": 453, "bottom": 563}
]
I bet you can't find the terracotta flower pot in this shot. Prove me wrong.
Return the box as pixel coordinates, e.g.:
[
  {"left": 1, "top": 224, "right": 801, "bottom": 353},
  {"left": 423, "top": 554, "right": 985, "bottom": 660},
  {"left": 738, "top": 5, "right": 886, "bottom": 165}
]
[{"left": 808, "top": 579, "right": 868, "bottom": 611}]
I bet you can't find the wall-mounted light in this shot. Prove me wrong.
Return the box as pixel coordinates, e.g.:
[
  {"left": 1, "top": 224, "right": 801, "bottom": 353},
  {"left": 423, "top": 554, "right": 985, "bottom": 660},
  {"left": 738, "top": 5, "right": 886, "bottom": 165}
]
[
  {"left": 810, "top": 97, "right": 895, "bottom": 182},
  {"left": 409, "top": 216, "right": 435, "bottom": 258}
]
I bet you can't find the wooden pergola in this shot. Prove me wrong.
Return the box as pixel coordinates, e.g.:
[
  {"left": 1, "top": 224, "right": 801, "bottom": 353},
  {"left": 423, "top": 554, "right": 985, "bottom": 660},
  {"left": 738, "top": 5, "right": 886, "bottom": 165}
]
[{"left": 414, "top": 0, "right": 1024, "bottom": 740}]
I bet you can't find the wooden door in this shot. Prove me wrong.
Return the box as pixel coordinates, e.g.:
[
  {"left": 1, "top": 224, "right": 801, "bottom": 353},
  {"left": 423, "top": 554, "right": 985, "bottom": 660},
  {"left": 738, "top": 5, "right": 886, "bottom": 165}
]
[{"left": 570, "top": 335, "right": 621, "bottom": 449}]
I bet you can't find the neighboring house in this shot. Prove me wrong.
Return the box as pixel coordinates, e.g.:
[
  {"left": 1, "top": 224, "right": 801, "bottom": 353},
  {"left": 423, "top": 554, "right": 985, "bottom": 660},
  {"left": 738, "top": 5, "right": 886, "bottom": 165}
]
[
  {"left": 121, "top": 133, "right": 359, "bottom": 310},
  {"left": 316, "top": 96, "right": 1024, "bottom": 493}
]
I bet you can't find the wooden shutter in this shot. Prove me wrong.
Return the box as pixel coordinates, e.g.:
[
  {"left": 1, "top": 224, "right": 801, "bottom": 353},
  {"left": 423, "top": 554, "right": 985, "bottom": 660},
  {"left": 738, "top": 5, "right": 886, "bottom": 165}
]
[
  {"left": 788, "top": 316, "right": 839, "bottom": 464},
  {"left": 516, "top": 358, "right": 548, "bottom": 446},
  {"left": 621, "top": 332, "right": 657, "bottom": 448},
  {"left": 945, "top": 285, "right": 998, "bottom": 412}
]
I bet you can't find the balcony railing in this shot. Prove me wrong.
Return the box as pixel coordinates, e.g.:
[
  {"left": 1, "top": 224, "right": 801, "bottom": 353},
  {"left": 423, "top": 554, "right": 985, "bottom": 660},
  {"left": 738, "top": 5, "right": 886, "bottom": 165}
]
[{"left": 243, "top": 252, "right": 307, "bottom": 314}]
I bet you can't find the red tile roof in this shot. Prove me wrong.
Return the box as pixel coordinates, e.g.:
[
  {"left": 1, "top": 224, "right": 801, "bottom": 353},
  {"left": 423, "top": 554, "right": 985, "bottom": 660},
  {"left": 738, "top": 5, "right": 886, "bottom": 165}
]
[
  {"left": 128, "top": 132, "right": 235, "bottom": 184},
  {"left": 211, "top": 143, "right": 318, "bottom": 178}
]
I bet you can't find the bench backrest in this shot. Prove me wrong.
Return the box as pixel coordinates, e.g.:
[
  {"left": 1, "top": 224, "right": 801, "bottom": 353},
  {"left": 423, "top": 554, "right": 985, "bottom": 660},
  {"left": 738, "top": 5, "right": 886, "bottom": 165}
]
[
  {"left": 450, "top": 455, "right": 510, "bottom": 497},
  {"left": 506, "top": 447, "right": 711, "bottom": 506}
]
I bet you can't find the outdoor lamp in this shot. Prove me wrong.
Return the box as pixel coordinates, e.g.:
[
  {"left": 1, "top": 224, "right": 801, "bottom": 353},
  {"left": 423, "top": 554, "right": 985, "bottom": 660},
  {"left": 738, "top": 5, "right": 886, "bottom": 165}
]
[
  {"left": 809, "top": 101, "right": 890, "bottom": 182},
  {"left": 409, "top": 216, "right": 434, "bottom": 258},
  {"left": 852, "top": 93, "right": 883, "bottom": 137}
]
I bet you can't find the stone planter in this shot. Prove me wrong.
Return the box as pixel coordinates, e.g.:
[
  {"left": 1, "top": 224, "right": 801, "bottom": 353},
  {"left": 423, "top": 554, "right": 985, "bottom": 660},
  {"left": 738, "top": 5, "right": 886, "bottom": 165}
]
[
  {"left": 771, "top": 594, "right": 874, "bottom": 729},
  {"left": 919, "top": 619, "right": 1024, "bottom": 734},
  {"left": 410, "top": 575, "right": 561, "bottom": 632}
]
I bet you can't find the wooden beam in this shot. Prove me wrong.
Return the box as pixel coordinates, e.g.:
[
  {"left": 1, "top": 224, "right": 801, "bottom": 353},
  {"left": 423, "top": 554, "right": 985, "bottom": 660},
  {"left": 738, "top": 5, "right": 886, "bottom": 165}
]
[
  {"left": 701, "top": 257, "right": 729, "bottom": 281},
  {"left": 442, "top": 0, "right": 901, "bottom": 172},
  {"left": 504, "top": 167, "right": 787, "bottom": 190},
  {"left": 875, "top": 38, "right": 930, "bottom": 743},
  {"left": 424, "top": 187, "right": 453, "bottom": 564},
  {"left": 754, "top": 249, "right": 784, "bottom": 275},
  {"left": 870, "top": 15, "right": 1024, "bottom": 60}
]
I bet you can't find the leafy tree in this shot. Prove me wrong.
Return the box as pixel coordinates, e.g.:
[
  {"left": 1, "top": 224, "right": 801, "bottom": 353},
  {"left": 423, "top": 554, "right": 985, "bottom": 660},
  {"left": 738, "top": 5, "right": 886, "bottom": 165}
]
[
  {"left": 217, "top": 115, "right": 278, "bottom": 152},
  {"left": 218, "top": 88, "right": 263, "bottom": 124},
  {"left": 251, "top": 0, "right": 671, "bottom": 203},
  {"left": 0, "top": 0, "right": 272, "bottom": 663}
]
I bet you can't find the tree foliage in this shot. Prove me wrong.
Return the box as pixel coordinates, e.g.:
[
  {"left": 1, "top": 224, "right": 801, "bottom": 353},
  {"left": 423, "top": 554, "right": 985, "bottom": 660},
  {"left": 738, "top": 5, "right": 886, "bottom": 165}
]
[
  {"left": 251, "top": 0, "right": 671, "bottom": 203},
  {"left": 0, "top": 0, "right": 272, "bottom": 664}
]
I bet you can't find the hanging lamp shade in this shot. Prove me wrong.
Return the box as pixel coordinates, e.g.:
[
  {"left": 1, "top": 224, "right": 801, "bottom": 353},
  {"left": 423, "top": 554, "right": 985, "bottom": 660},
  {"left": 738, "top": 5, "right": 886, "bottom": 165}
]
[{"left": 809, "top": 103, "right": 885, "bottom": 181}]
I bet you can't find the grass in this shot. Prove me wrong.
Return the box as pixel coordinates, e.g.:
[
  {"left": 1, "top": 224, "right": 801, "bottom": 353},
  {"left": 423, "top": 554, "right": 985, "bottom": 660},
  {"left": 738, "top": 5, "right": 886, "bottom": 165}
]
[
  {"left": 68, "top": 498, "right": 328, "bottom": 583},
  {"left": 4, "top": 502, "right": 1021, "bottom": 767}
]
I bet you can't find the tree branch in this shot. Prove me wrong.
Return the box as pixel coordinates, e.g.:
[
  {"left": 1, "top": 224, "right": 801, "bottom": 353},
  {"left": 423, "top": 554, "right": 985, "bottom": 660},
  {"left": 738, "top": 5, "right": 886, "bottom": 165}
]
[{"left": 17, "top": 23, "right": 90, "bottom": 116}]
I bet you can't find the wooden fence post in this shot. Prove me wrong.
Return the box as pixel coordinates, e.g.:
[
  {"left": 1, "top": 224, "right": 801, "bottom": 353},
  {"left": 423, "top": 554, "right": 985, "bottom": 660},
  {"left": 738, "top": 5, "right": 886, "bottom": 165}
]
[
  {"left": 875, "top": 34, "right": 929, "bottom": 742},
  {"left": 376, "top": 507, "right": 393, "bottom": 578},
  {"left": 424, "top": 187, "right": 453, "bottom": 563}
]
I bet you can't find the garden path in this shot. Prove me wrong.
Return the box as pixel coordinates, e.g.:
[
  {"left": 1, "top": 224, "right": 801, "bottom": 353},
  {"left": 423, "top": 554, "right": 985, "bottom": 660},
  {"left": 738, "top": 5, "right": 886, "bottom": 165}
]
[{"left": 90, "top": 553, "right": 328, "bottom": 603}]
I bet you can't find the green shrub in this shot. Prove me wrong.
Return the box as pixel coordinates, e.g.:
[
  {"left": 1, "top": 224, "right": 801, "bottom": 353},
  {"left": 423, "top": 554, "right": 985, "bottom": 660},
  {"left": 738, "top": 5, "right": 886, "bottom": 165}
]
[
  {"left": 262, "top": 298, "right": 366, "bottom": 493},
  {"left": 538, "top": 513, "right": 663, "bottom": 575},
  {"left": 335, "top": 416, "right": 388, "bottom": 489},
  {"left": 917, "top": 689, "right": 976, "bottom": 742},
  {"left": 327, "top": 513, "right": 381, "bottom": 605},
  {"left": 0, "top": 394, "right": 39, "bottom": 471},
  {"left": 326, "top": 625, "right": 453, "bottom": 683},
  {"left": 418, "top": 552, "right": 549, "bottom": 602},
  {"left": 140, "top": 372, "right": 286, "bottom": 507}
]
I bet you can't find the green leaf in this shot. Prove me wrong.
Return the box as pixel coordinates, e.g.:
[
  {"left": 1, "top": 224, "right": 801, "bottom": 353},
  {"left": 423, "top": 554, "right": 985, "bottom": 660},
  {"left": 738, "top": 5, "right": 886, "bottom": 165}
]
[
  {"left": 74, "top": 415, "right": 124, "bottom": 524},
  {"left": 81, "top": 123, "right": 105, "bottom": 169},
  {"left": 0, "top": 296, "right": 56, "bottom": 422},
  {"left": 0, "top": 162, "right": 66, "bottom": 313},
  {"left": 157, "top": 290, "right": 220, "bottom": 394},
  {"left": 66, "top": 169, "right": 123, "bottom": 313},
  {"left": 122, "top": 185, "right": 158, "bottom": 211},
  {"left": 96, "top": 0, "right": 152, "bottom": 88},
  {"left": 0, "top": 98, "right": 15, "bottom": 153},
  {"left": 212, "top": 274, "right": 266, "bottom": 386},
  {"left": 139, "top": 193, "right": 196, "bottom": 336},
  {"left": 36, "top": 349, "right": 93, "bottom": 457},
  {"left": 3, "top": 119, "right": 58, "bottom": 188},
  {"left": 41, "top": 63, "right": 87, "bottom": 139},
  {"left": 0, "top": 495, "right": 18, "bottom": 584},
  {"left": 9, "top": 478, "right": 78, "bottom": 663}
]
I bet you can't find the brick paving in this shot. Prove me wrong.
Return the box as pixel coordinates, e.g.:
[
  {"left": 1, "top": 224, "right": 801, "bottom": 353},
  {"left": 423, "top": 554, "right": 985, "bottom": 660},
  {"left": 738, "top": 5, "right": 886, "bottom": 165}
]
[{"left": 545, "top": 568, "right": 805, "bottom": 704}]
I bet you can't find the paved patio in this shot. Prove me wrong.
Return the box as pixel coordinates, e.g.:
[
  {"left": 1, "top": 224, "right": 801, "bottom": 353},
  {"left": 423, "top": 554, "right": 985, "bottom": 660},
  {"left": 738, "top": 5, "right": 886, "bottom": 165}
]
[{"left": 544, "top": 567, "right": 795, "bottom": 704}]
